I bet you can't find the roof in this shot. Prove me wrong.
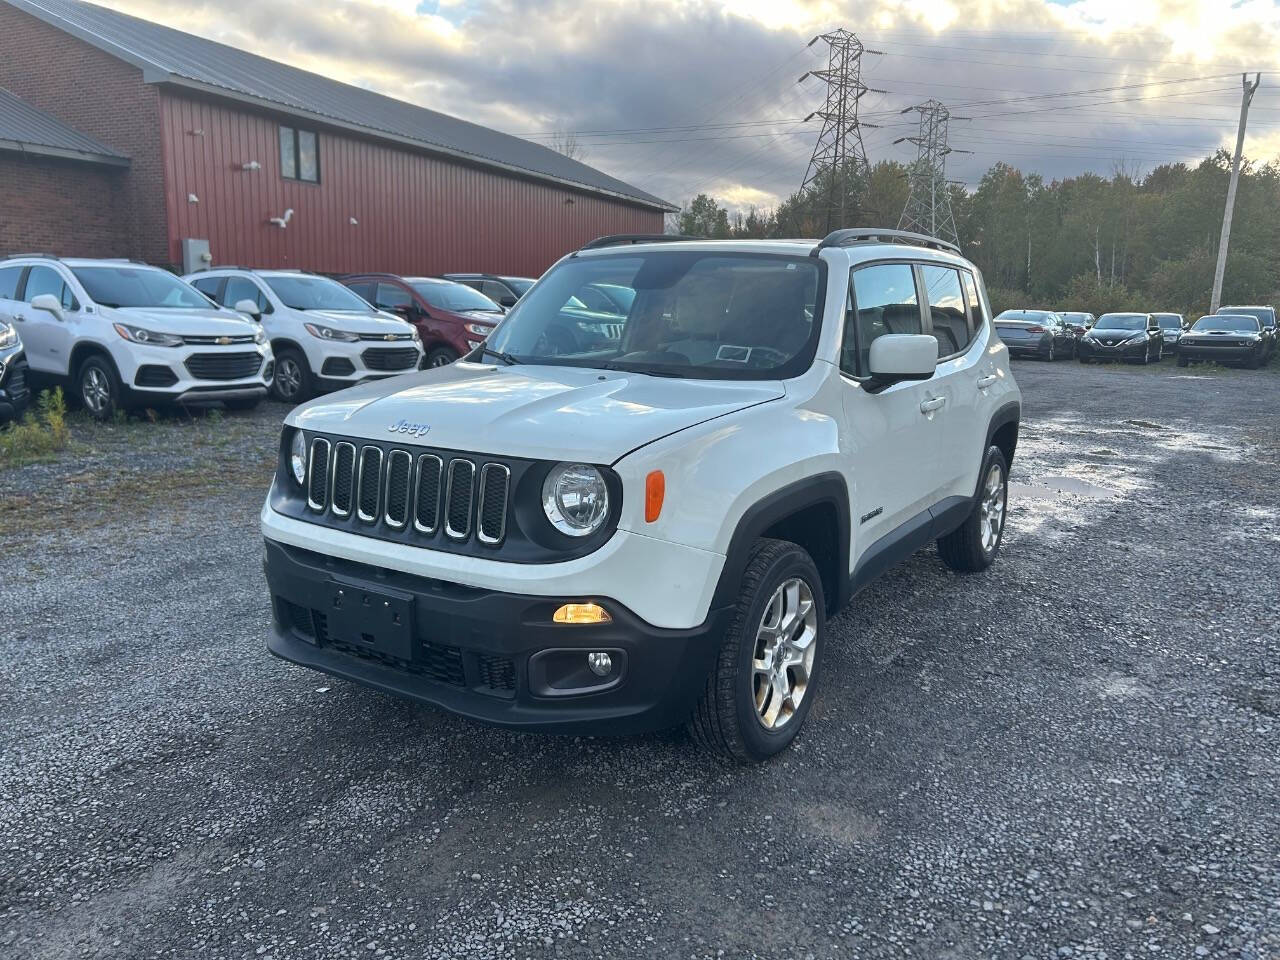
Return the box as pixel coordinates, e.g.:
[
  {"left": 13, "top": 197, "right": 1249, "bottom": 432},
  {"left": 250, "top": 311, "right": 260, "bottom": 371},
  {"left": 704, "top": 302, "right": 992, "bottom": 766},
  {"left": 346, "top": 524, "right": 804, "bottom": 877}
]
[
  {"left": 2, "top": 0, "right": 673, "bottom": 211},
  {"left": 0, "top": 86, "right": 128, "bottom": 165}
]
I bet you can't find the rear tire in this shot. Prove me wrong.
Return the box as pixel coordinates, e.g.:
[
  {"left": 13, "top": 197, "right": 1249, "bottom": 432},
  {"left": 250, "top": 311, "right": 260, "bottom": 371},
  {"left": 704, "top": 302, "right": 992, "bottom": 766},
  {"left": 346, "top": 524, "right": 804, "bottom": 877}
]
[
  {"left": 427, "top": 346, "right": 459, "bottom": 368},
  {"left": 938, "top": 447, "right": 1008, "bottom": 573},
  {"left": 77, "top": 355, "right": 124, "bottom": 421},
  {"left": 272, "top": 348, "right": 312, "bottom": 404},
  {"left": 688, "top": 538, "right": 826, "bottom": 763}
]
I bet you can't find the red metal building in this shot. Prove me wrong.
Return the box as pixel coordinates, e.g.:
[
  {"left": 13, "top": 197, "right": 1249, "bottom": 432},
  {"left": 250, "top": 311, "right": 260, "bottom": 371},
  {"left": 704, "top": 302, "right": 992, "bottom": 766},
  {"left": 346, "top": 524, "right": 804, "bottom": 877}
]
[{"left": 0, "top": 0, "right": 673, "bottom": 276}]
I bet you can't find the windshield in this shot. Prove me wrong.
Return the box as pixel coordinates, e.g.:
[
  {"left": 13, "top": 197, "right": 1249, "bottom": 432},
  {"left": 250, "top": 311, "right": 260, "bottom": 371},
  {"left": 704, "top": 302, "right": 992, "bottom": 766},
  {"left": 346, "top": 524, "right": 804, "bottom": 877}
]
[
  {"left": 501, "top": 277, "right": 534, "bottom": 296},
  {"left": 1153, "top": 314, "right": 1181, "bottom": 329},
  {"left": 1193, "top": 315, "right": 1259, "bottom": 332},
  {"left": 71, "top": 266, "right": 214, "bottom": 310},
  {"left": 1060, "top": 313, "right": 1090, "bottom": 323},
  {"left": 265, "top": 275, "right": 374, "bottom": 312},
  {"left": 1095, "top": 314, "right": 1147, "bottom": 330},
  {"left": 408, "top": 280, "right": 503, "bottom": 313},
  {"left": 484, "top": 252, "right": 824, "bottom": 380},
  {"left": 995, "top": 311, "right": 1051, "bottom": 323},
  {"left": 1218, "top": 306, "right": 1274, "bottom": 328}
]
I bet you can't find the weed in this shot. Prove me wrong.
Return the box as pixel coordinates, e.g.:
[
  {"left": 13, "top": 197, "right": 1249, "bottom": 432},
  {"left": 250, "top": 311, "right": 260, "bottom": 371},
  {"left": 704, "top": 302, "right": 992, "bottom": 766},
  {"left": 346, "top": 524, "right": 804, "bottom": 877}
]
[{"left": 0, "top": 388, "right": 71, "bottom": 468}]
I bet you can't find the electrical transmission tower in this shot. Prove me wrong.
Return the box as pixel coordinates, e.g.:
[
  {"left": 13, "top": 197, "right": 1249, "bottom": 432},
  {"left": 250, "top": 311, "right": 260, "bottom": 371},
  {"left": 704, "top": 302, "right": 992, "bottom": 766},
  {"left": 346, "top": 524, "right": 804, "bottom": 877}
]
[
  {"left": 896, "top": 100, "right": 967, "bottom": 246},
  {"left": 798, "top": 29, "right": 881, "bottom": 233}
]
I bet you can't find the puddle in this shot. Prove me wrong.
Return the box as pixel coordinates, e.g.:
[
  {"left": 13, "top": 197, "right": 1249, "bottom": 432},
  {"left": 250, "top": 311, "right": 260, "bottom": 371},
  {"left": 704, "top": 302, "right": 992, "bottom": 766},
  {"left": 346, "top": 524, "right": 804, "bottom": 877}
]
[
  {"left": 1010, "top": 476, "right": 1119, "bottom": 500},
  {"left": 1124, "top": 419, "right": 1166, "bottom": 431}
]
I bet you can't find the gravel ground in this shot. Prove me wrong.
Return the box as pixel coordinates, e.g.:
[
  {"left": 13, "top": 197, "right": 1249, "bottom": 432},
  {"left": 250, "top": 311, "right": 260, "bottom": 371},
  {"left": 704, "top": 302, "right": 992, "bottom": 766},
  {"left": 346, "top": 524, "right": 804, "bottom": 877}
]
[{"left": 1, "top": 361, "right": 1277, "bottom": 960}]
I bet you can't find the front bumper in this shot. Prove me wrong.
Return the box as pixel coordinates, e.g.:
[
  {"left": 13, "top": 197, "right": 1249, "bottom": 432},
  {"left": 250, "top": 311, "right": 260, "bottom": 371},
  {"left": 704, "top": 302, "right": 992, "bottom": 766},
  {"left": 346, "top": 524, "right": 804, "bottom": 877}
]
[
  {"left": 1178, "top": 342, "right": 1260, "bottom": 363},
  {"left": 264, "top": 538, "right": 729, "bottom": 734},
  {"left": 121, "top": 342, "right": 273, "bottom": 402},
  {"left": 1078, "top": 338, "right": 1147, "bottom": 361}
]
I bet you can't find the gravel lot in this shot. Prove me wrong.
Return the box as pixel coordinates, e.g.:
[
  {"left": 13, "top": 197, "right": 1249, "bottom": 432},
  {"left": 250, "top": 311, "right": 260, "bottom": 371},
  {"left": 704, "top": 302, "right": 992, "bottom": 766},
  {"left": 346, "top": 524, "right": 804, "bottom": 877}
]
[{"left": 2, "top": 361, "right": 1277, "bottom": 960}]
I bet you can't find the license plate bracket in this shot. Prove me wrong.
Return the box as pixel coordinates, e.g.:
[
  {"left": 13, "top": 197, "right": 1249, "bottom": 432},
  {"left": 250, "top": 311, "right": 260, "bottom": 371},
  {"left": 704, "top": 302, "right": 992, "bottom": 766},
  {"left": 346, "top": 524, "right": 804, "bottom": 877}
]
[{"left": 326, "top": 578, "right": 416, "bottom": 661}]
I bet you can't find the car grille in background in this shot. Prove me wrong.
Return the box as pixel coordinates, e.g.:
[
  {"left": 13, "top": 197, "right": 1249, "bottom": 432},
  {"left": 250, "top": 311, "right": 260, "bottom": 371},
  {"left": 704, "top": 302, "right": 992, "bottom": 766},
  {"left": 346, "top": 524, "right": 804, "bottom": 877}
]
[
  {"left": 185, "top": 351, "right": 262, "bottom": 381},
  {"left": 182, "top": 333, "right": 256, "bottom": 345},
  {"left": 307, "top": 439, "right": 510, "bottom": 547},
  {"left": 358, "top": 332, "right": 415, "bottom": 342},
  {"left": 362, "top": 347, "right": 419, "bottom": 371}
]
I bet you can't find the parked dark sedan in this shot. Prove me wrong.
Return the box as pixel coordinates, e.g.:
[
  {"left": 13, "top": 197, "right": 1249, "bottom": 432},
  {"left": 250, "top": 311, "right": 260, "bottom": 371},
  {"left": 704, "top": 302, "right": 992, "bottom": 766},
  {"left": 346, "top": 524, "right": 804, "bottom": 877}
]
[
  {"left": 1152, "top": 313, "right": 1185, "bottom": 357},
  {"left": 1077, "top": 313, "right": 1163, "bottom": 364},
  {"left": 0, "top": 318, "right": 30, "bottom": 423},
  {"left": 1178, "top": 314, "right": 1267, "bottom": 368},
  {"left": 1059, "top": 311, "right": 1095, "bottom": 336},
  {"left": 1216, "top": 305, "right": 1276, "bottom": 364},
  {"left": 993, "top": 309, "right": 1075, "bottom": 360}
]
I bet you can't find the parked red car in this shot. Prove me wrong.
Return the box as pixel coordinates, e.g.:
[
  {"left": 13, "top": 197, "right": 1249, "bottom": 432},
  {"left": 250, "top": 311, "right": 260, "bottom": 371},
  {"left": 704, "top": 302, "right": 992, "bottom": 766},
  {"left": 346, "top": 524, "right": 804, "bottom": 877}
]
[{"left": 342, "top": 274, "right": 505, "bottom": 367}]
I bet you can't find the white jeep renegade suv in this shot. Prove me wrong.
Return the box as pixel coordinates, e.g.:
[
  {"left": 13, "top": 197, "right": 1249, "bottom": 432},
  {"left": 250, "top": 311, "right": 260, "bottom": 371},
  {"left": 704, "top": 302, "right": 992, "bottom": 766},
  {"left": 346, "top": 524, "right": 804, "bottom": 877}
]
[
  {"left": 0, "top": 256, "right": 272, "bottom": 419},
  {"left": 261, "top": 230, "right": 1020, "bottom": 761},
  {"left": 186, "top": 269, "right": 423, "bottom": 404}
]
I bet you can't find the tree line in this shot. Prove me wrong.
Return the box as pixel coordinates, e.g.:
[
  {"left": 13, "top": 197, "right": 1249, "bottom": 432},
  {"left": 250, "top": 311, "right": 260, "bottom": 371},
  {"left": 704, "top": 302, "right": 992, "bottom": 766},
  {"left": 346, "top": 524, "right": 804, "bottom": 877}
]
[{"left": 673, "top": 152, "right": 1279, "bottom": 319}]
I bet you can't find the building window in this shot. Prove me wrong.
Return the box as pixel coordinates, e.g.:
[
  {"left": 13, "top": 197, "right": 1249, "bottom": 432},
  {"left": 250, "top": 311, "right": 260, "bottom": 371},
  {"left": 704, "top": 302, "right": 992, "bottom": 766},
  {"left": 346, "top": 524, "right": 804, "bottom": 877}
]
[{"left": 279, "top": 125, "right": 319, "bottom": 183}]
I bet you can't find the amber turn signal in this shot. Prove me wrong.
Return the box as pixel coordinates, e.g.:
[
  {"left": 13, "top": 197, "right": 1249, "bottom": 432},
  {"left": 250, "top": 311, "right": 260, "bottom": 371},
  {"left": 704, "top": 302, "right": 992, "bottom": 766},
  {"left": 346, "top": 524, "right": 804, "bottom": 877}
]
[
  {"left": 553, "top": 602, "right": 611, "bottom": 624},
  {"left": 645, "top": 470, "right": 665, "bottom": 523}
]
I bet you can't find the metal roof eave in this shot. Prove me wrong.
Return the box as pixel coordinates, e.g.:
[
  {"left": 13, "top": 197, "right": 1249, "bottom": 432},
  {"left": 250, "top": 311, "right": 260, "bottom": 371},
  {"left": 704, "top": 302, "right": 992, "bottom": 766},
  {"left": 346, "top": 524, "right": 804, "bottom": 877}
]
[{"left": 0, "top": 137, "right": 130, "bottom": 166}]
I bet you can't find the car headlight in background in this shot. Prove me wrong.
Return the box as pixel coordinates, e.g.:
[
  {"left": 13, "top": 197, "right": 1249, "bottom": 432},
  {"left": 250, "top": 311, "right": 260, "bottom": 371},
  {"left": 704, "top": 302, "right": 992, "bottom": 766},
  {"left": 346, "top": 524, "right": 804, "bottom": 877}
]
[
  {"left": 113, "top": 323, "right": 183, "bottom": 347},
  {"left": 303, "top": 322, "right": 360, "bottom": 342},
  {"left": 465, "top": 322, "right": 494, "bottom": 337},
  {"left": 254, "top": 326, "right": 267, "bottom": 345},
  {"left": 289, "top": 431, "right": 308, "bottom": 487},
  {"left": 0, "top": 321, "right": 16, "bottom": 349},
  {"left": 542, "top": 463, "right": 609, "bottom": 537}
]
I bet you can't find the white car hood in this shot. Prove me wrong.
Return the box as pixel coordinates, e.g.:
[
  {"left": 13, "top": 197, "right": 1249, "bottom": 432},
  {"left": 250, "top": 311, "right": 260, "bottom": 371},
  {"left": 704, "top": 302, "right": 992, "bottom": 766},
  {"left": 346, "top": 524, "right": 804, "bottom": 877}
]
[
  {"left": 296, "top": 310, "right": 414, "bottom": 335},
  {"left": 288, "top": 361, "right": 784, "bottom": 463},
  {"left": 104, "top": 306, "right": 260, "bottom": 336}
]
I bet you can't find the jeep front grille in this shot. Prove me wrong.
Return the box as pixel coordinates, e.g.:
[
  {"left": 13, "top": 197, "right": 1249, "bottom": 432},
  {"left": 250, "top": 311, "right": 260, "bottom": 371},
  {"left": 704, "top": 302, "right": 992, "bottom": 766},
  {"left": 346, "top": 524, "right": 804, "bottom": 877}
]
[{"left": 305, "top": 439, "right": 510, "bottom": 546}]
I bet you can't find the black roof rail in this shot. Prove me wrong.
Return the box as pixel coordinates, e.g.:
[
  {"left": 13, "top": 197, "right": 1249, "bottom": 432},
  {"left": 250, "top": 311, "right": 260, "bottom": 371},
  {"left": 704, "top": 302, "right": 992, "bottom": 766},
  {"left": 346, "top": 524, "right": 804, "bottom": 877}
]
[
  {"left": 810, "top": 228, "right": 960, "bottom": 257},
  {"left": 2, "top": 252, "right": 60, "bottom": 261},
  {"left": 578, "top": 234, "right": 704, "bottom": 251}
]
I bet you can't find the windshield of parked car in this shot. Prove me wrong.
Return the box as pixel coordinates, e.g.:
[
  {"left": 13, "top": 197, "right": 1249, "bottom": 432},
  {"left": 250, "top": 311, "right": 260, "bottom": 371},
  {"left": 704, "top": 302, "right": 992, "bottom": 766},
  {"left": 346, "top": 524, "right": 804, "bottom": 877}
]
[
  {"left": 1217, "top": 306, "right": 1274, "bottom": 328},
  {"left": 483, "top": 252, "right": 824, "bottom": 380},
  {"left": 1193, "top": 315, "right": 1260, "bottom": 332},
  {"left": 501, "top": 277, "right": 534, "bottom": 296},
  {"left": 71, "top": 266, "right": 214, "bottom": 310},
  {"left": 1060, "top": 313, "right": 1091, "bottom": 323},
  {"left": 1153, "top": 314, "right": 1181, "bottom": 329},
  {"left": 409, "top": 280, "right": 503, "bottom": 313},
  {"left": 994, "top": 310, "right": 1052, "bottom": 323},
  {"left": 265, "top": 275, "right": 374, "bottom": 312},
  {"left": 1095, "top": 314, "right": 1147, "bottom": 330}
]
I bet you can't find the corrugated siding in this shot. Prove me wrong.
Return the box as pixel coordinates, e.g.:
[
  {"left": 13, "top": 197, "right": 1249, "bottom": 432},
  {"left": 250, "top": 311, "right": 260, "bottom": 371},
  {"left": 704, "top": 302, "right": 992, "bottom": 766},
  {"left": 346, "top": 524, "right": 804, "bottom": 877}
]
[{"left": 160, "top": 94, "right": 664, "bottom": 275}]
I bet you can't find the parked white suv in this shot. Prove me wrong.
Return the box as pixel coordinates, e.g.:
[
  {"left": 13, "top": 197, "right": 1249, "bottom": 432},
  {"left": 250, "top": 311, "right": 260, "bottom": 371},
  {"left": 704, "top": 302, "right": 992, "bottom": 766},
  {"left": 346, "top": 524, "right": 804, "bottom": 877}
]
[
  {"left": 0, "top": 256, "right": 272, "bottom": 419},
  {"left": 186, "top": 269, "right": 423, "bottom": 403},
  {"left": 260, "top": 230, "right": 1021, "bottom": 761}
]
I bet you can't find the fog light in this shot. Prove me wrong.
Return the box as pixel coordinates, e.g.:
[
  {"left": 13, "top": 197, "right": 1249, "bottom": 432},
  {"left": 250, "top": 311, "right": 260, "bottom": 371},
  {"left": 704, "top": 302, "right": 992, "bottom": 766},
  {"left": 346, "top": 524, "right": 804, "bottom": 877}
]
[
  {"left": 553, "top": 602, "right": 611, "bottom": 624},
  {"left": 587, "top": 652, "right": 612, "bottom": 676}
]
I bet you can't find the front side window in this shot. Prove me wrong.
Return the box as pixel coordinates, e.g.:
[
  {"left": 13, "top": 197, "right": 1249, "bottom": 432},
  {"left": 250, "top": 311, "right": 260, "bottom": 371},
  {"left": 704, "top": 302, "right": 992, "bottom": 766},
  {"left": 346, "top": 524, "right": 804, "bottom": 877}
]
[
  {"left": 24, "top": 266, "right": 76, "bottom": 309},
  {"left": 844, "top": 262, "right": 921, "bottom": 376},
  {"left": 484, "top": 252, "right": 823, "bottom": 380},
  {"left": 921, "top": 264, "right": 971, "bottom": 358},
  {"left": 279, "top": 125, "right": 319, "bottom": 182},
  {"left": 264, "top": 275, "right": 373, "bottom": 312},
  {"left": 70, "top": 266, "right": 208, "bottom": 309},
  {"left": 223, "top": 276, "right": 271, "bottom": 313}
]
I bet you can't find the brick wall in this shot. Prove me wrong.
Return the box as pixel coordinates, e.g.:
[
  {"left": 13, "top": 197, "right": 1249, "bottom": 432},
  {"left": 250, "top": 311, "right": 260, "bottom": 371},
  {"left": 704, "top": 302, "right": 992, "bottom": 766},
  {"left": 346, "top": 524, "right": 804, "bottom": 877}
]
[
  {"left": 0, "top": 4, "right": 167, "bottom": 263},
  {"left": 0, "top": 154, "right": 131, "bottom": 256}
]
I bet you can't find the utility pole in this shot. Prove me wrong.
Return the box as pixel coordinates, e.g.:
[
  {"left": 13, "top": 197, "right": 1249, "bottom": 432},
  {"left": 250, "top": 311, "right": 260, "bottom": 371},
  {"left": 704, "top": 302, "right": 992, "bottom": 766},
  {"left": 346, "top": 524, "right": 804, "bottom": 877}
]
[
  {"left": 1210, "top": 73, "right": 1261, "bottom": 313},
  {"left": 896, "top": 100, "right": 968, "bottom": 246},
  {"left": 798, "top": 29, "right": 881, "bottom": 233}
]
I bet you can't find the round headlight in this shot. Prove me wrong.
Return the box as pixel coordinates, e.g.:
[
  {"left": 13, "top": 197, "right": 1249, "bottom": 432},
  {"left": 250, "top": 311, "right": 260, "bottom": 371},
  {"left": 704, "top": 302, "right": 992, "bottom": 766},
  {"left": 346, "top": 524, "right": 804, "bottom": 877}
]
[
  {"left": 542, "top": 463, "right": 609, "bottom": 537},
  {"left": 289, "top": 431, "right": 307, "bottom": 487}
]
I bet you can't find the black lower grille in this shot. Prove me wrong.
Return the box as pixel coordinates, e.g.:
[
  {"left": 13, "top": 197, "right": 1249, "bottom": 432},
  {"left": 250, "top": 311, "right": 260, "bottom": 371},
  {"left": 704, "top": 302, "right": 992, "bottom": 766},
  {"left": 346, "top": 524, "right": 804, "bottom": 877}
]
[
  {"left": 476, "top": 653, "right": 516, "bottom": 693},
  {"left": 185, "top": 352, "right": 262, "bottom": 381},
  {"left": 330, "top": 638, "right": 466, "bottom": 687},
  {"left": 276, "top": 597, "right": 316, "bottom": 640},
  {"left": 362, "top": 347, "right": 419, "bottom": 371},
  {"left": 4, "top": 361, "right": 27, "bottom": 399},
  {"left": 135, "top": 365, "right": 178, "bottom": 388},
  {"left": 322, "top": 357, "right": 356, "bottom": 376}
]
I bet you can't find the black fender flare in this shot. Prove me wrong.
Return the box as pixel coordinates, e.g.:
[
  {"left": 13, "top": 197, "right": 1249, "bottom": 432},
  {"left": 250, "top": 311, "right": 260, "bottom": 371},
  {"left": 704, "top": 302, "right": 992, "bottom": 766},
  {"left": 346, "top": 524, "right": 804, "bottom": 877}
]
[{"left": 710, "top": 471, "right": 851, "bottom": 616}]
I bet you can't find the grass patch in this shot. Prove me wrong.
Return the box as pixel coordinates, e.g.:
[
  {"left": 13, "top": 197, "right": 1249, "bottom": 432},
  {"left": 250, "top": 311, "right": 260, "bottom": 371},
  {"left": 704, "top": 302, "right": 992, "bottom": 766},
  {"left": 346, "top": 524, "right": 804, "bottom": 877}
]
[{"left": 0, "top": 389, "right": 70, "bottom": 468}]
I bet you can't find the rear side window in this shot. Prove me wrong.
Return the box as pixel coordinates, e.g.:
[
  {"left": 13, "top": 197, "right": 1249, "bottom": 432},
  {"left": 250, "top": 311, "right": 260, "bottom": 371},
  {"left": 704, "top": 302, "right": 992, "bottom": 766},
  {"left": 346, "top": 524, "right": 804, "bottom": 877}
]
[
  {"left": 224, "top": 276, "right": 272, "bottom": 314},
  {"left": 960, "top": 270, "right": 987, "bottom": 329},
  {"left": 190, "top": 275, "right": 223, "bottom": 300},
  {"left": 0, "top": 265, "right": 23, "bottom": 300},
  {"left": 921, "top": 264, "right": 971, "bottom": 358},
  {"left": 344, "top": 280, "right": 373, "bottom": 300},
  {"left": 24, "top": 265, "right": 76, "bottom": 310},
  {"left": 843, "top": 263, "right": 921, "bottom": 376}
]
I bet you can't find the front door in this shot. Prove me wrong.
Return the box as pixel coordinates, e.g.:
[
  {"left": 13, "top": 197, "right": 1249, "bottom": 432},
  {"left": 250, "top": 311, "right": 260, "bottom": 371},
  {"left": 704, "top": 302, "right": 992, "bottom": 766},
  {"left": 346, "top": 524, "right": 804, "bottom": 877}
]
[{"left": 17, "top": 265, "right": 78, "bottom": 376}]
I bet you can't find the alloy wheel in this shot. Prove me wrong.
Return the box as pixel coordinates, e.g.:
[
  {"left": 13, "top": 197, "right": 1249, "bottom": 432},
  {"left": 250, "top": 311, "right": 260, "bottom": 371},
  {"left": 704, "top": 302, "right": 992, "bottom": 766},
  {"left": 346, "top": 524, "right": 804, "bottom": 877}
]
[
  {"left": 82, "top": 367, "right": 111, "bottom": 415},
  {"left": 978, "top": 462, "right": 1006, "bottom": 554},
  {"left": 751, "top": 578, "right": 818, "bottom": 731},
  {"left": 276, "top": 358, "right": 302, "bottom": 398}
]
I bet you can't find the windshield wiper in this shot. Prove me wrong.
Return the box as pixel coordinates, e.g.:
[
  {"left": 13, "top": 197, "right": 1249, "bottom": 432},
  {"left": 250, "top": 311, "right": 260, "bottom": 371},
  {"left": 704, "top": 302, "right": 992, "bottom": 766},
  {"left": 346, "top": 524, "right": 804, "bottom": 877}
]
[
  {"left": 602, "top": 362, "right": 686, "bottom": 378},
  {"left": 481, "top": 346, "right": 522, "bottom": 365}
]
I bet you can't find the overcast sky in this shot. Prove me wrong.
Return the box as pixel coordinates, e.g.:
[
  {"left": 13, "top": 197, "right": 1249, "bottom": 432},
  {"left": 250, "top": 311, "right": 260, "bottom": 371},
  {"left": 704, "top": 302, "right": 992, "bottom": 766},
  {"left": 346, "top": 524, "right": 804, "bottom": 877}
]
[{"left": 101, "top": 0, "right": 1279, "bottom": 213}]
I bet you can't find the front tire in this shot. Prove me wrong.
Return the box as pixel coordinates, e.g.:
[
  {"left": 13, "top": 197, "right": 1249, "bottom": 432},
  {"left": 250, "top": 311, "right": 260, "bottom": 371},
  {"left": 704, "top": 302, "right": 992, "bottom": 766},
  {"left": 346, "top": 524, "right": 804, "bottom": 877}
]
[
  {"left": 938, "top": 447, "right": 1008, "bottom": 573},
  {"left": 688, "top": 539, "right": 825, "bottom": 763},
  {"left": 427, "top": 346, "right": 459, "bottom": 368},
  {"left": 272, "top": 348, "right": 312, "bottom": 404},
  {"left": 78, "top": 355, "right": 123, "bottom": 421}
]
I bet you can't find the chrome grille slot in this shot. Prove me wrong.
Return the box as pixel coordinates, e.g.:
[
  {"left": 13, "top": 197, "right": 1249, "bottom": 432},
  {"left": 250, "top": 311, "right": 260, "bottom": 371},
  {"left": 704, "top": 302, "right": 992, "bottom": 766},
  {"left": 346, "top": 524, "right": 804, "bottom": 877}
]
[
  {"left": 306, "top": 438, "right": 330, "bottom": 511},
  {"left": 444, "top": 459, "right": 476, "bottom": 540},
  {"left": 330, "top": 442, "right": 356, "bottom": 517},
  {"left": 476, "top": 463, "right": 510, "bottom": 544},
  {"left": 413, "top": 455, "right": 443, "bottom": 533},
  {"left": 356, "top": 446, "right": 383, "bottom": 522},
  {"left": 384, "top": 450, "right": 413, "bottom": 530}
]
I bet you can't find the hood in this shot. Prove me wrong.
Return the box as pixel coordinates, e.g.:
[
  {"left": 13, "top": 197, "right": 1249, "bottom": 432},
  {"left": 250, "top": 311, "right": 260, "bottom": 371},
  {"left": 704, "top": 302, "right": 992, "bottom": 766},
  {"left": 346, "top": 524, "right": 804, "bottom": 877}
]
[
  {"left": 289, "top": 361, "right": 785, "bottom": 463},
  {"left": 295, "top": 309, "right": 415, "bottom": 335},
  {"left": 1089, "top": 329, "right": 1145, "bottom": 341},
  {"left": 103, "top": 306, "right": 260, "bottom": 336}
]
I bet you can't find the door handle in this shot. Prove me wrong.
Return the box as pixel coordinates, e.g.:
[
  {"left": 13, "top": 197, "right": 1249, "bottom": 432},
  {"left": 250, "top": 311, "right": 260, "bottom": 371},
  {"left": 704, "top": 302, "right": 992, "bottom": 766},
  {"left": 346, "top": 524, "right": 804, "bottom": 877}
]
[
  {"left": 976, "top": 374, "right": 997, "bottom": 389},
  {"left": 919, "top": 396, "right": 946, "bottom": 415}
]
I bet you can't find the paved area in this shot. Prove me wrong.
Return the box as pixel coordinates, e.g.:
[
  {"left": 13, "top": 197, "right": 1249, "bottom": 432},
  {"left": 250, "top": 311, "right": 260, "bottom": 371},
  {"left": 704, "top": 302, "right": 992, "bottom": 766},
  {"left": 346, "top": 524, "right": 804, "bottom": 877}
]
[{"left": 1, "top": 361, "right": 1277, "bottom": 959}]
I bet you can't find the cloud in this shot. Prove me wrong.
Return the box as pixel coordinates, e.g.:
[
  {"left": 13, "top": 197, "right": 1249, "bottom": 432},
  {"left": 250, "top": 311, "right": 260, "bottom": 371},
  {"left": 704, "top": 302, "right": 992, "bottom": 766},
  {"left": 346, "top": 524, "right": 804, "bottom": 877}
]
[{"left": 96, "top": 0, "right": 1280, "bottom": 214}]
